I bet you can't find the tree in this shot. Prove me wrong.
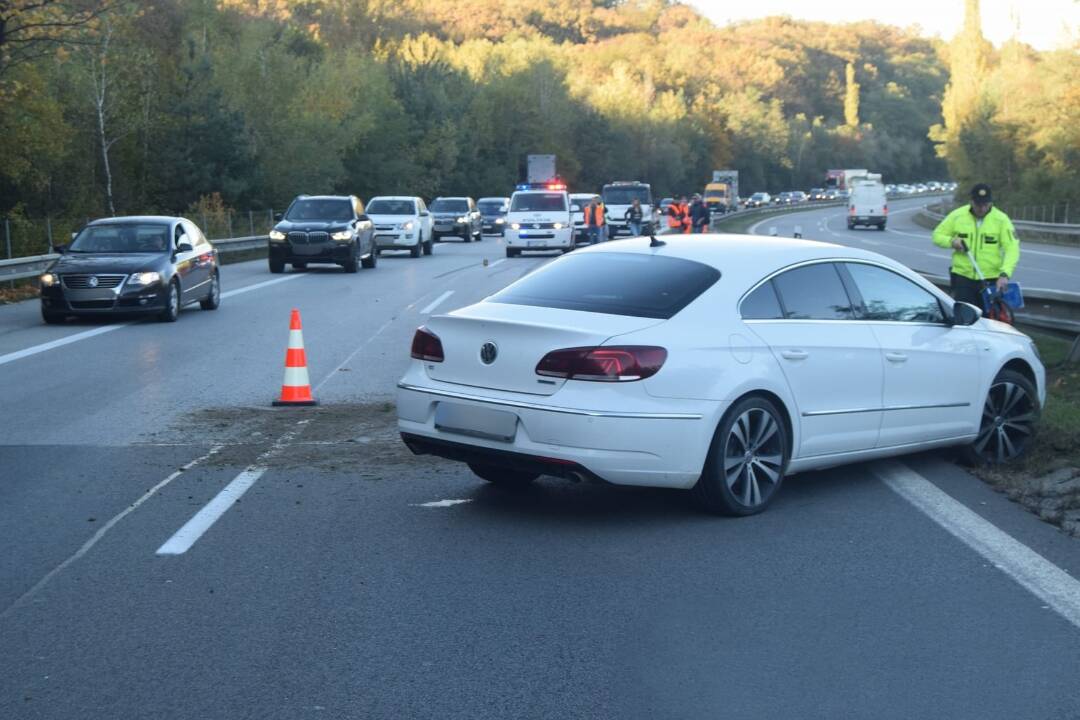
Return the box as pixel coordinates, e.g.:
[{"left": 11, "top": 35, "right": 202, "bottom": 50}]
[{"left": 0, "top": 0, "right": 117, "bottom": 78}]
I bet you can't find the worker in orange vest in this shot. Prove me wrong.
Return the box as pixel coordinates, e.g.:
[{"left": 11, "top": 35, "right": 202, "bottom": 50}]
[
  {"left": 667, "top": 195, "right": 688, "bottom": 234},
  {"left": 584, "top": 197, "right": 606, "bottom": 244}
]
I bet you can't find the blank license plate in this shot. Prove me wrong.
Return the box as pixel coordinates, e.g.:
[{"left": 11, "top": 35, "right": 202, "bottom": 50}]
[
  {"left": 434, "top": 403, "right": 518, "bottom": 442},
  {"left": 527, "top": 240, "right": 544, "bottom": 247}
]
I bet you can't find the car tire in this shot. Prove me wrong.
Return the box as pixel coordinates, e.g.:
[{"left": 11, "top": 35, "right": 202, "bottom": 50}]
[
  {"left": 961, "top": 369, "right": 1039, "bottom": 466},
  {"left": 292, "top": 262, "right": 307, "bottom": 270},
  {"left": 878, "top": 223, "right": 887, "bottom": 231},
  {"left": 361, "top": 242, "right": 377, "bottom": 269},
  {"left": 410, "top": 241, "right": 421, "bottom": 258},
  {"left": 561, "top": 246, "right": 573, "bottom": 254},
  {"left": 159, "top": 280, "right": 181, "bottom": 323},
  {"left": 42, "top": 308, "right": 65, "bottom": 324},
  {"left": 269, "top": 259, "right": 284, "bottom": 274},
  {"left": 423, "top": 237, "right": 433, "bottom": 255},
  {"left": 506, "top": 247, "right": 519, "bottom": 258},
  {"left": 343, "top": 245, "right": 359, "bottom": 273},
  {"left": 432, "top": 234, "right": 441, "bottom": 243},
  {"left": 199, "top": 271, "right": 220, "bottom": 310},
  {"left": 468, "top": 463, "right": 538, "bottom": 488},
  {"left": 692, "top": 395, "right": 789, "bottom": 516}
]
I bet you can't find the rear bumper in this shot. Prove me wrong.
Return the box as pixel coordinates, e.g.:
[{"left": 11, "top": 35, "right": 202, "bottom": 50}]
[
  {"left": 396, "top": 378, "right": 720, "bottom": 489},
  {"left": 849, "top": 216, "right": 885, "bottom": 224}
]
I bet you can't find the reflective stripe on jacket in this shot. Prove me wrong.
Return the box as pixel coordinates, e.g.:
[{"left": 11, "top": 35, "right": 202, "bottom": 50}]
[{"left": 931, "top": 205, "right": 1020, "bottom": 280}]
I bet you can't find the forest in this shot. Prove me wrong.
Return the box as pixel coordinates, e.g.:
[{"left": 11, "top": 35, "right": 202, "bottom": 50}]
[{"left": 0, "top": 0, "right": 1074, "bottom": 240}]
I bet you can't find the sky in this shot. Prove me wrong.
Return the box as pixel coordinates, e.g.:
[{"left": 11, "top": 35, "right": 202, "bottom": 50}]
[{"left": 686, "top": 0, "right": 1079, "bottom": 50}]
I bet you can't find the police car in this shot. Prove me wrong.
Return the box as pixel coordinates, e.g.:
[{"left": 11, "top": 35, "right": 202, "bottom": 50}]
[{"left": 504, "top": 183, "right": 573, "bottom": 258}]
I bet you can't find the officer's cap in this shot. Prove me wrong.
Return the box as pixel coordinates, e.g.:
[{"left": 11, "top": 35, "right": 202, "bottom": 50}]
[{"left": 970, "top": 184, "right": 993, "bottom": 203}]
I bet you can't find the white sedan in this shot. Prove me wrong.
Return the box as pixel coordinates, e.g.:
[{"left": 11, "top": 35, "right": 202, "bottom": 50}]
[{"left": 397, "top": 235, "right": 1044, "bottom": 515}]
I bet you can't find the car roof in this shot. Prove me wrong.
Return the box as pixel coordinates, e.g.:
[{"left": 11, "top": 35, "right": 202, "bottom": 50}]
[
  {"left": 294, "top": 195, "right": 353, "bottom": 201},
  {"left": 89, "top": 215, "right": 178, "bottom": 225},
  {"left": 434, "top": 196, "right": 470, "bottom": 201},
  {"left": 368, "top": 196, "right": 419, "bottom": 201},
  {"left": 570, "top": 234, "right": 925, "bottom": 298},
  {"left": 478, "top": 197, "right": 509, "bottom": 202},
  {"left": 569, "top": 193, "right": 598, "bottom": 199}
]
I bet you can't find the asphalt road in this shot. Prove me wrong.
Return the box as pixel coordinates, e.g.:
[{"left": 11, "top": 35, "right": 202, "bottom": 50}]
[
  {"left": 2, "top": 232, "right": 1079, "bottom": 719},
  {"left": 748, "top": 196, "right": 1080, "bottom": 294}
]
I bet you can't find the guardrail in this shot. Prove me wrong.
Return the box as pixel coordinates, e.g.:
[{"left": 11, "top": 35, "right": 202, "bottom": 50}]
[
  {"left": 0, "top": 235, "right": 269, "bottom": 283},
  {"left": 918, "top": 205, "right": 1080, "bottom": 239}
]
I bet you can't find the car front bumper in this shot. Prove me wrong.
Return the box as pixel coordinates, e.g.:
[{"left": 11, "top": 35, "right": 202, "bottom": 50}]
[
  {"left": 396, "top": 375, "right": 720, "bottom": 489},
  {"left": 40, "top": 283, "right": 170, "bottom": 314},
  {"left": 269, "top": 241, "right": 354, "bottom": 263},
  {"left": 505, "top": 227, "right": 573, "bottom": 250},
  {"left": 374, "top": 231, "right": 420, "bottom": 249}
]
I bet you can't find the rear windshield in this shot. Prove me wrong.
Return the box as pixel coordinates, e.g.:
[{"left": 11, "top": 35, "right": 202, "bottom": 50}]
[
  {"left": 431, "top": 199, "right": 468, "bottom": 213},
  {"left": 365, "top": 199, "right": 415, "bottom": 215},
  {"left": 510, "top": 193, "right": 566, "bottom": 212},
  {"left": 489, "top": 252, "right": 720, "bottom": 319},
  {"left": 286, "top": 199, "right": 353, "bottom": 221},
  {"left": 602, "top": 186, "right": 651, "bottom": 205}
]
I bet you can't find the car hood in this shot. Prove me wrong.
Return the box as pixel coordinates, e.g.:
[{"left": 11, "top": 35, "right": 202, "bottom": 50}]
[
  {"left": 368, "top": 215, "right": 416, "bottom": 226},
  {"left": 274, "top": 220, "right": 351, "bottom": 232},
  {"left": 978, "top": 317, "right": 1027, "bottom": 337},
  {"left": 50, "top": 253, "right": 163, "bottom": 274}
]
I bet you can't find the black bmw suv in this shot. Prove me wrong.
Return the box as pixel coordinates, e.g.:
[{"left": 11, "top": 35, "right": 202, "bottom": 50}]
[
  {"left": 430, "top": 197, "right": 482, "bottom": 242},
  {"left": 268, "top": 195, "right": 376, "bottom": 273}
]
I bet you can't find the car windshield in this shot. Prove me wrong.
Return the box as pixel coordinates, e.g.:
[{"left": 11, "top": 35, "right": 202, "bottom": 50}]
[
  {"left": 704, "top": 190, "right": 725, "bottom": 198},
  {"left": 477, "top": 201, "right": 506, "bottom": 214},
  {"left": 752, "top": 193, "right": 767, "bottom": 200},
  {"left": 285, "top": 199, "right": 353, "bottom": 222},
  {"left": 69, "top": 223, "right": 170, "bottom": 253},
  {"left": 490, "top": 252, "right": 720, "bottom": 319},
  {"left": 431, "top": 199, "right": 468, "bottom": 213},
  {"left": 365, "top": 199, "right": 415, "bottom": 215},
  {"left": 602, "top": 186, "right": 651, "bottom": 205},
  {"left": 510, "top": 193, "right": 566, "bottom": 212}
]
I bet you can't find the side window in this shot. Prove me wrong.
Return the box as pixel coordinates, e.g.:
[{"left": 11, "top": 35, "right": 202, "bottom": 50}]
[
  {"left": 772, "top": 263, "right": 854, "bottom": 320},
  {"left": 845, "top": 263, "right": 946, "bottom": 323},
  {"left": 740, "top": 280, "right": 784, "bottom": 320},
  {"left": 174, "top": 224, "right": 185, "bottom": 248}
]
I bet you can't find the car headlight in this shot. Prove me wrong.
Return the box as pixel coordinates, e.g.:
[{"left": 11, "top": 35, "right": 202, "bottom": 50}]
[
  {"left": 553, "top": 222, "right": 564, "bottom": 230},
  {"left": 495, "top": 218, "right": 505, "bottom": 224},
  {"left": 457, "top": 216, "right": 467, "bottom": 223},
  {"left": 331, "top": 230, "right": 353, "bottom": 241},
  {"left": 398, "top": 221, "right": 414, "bottom": 231},
  {"left": 511, "top": 223, "right": 521, "bottom": 230},
  {"left": 269, "top": 230, "right": 286, "bottom": 241},
  {"left": 129, "top": 271, "right": 161, "bottom": 286},
  {"left": 40, "top": 272, "right": 59, "bottom": 287}
]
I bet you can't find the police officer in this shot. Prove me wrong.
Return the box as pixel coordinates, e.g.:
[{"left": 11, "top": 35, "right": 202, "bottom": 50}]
[{"left": 931, "top": 183, "right": 1019, "bottom": 308}]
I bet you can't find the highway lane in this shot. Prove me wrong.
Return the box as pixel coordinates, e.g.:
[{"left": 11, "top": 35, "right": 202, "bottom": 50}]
[
  {"left": 749, "top": 197, "right": 1080, "bottom": 293},
  {"left": 2, "top": 231, "right": 1080, "bottom": 719}
]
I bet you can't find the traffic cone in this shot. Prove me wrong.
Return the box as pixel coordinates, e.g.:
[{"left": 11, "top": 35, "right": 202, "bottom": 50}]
[{"left": 273, "top": 308, "right": 317, "bottom": 406}]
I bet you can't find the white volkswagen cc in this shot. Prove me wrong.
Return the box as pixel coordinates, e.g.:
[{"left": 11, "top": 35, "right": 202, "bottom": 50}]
[{"left": 397, "top": 235, "right": 1044, "bottom": 515}]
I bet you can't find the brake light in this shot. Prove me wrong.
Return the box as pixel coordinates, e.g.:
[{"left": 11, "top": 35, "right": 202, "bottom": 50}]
[
  {"left": 883, "top": 204, "right": 888, "bottom": 215},
  {"left": 410, "top": 327, "right": 444, "bottom": 362},
  {"left": 849, "top": 206, "right": 855, "bottom": 215},
  {"left": 535, "top": 346, "right": 667, "bottom": 382}
]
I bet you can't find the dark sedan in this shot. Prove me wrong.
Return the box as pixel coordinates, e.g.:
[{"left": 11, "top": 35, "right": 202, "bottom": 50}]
[
  {"left": 39, "top": 216, "right": 220, "bottom": 324},
  {"left": 268, "top": 195, "right": 376, "bottom": 273},
  {"left": 430, "top": 197, "right": 482, "bottom": 242}
]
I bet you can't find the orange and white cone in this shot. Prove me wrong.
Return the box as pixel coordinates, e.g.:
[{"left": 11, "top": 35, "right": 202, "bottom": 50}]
[{"left": 273, "top": 308, "right": 317, "bottom": 406}]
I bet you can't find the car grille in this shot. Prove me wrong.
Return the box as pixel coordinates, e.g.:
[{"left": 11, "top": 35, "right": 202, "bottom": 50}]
[
  {"left": 62, "top": 274, "right": 125, "bottom": 289},
  {"left": 519, "top": 222, "right": 559, "bottom": 230},
  {"left": 288, "top": 231, "right": 330, "bottom": 244},
  {"left": 374, "top": 225, "right": 396, "bottom": 232},
  {"left": 70, "top": 300, "right": 115, "bottom": 309}
]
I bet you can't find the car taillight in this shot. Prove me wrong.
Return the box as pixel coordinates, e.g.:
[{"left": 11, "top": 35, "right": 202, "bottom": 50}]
[
  {"left": 849, "top": 206, "right": 855, "bottom": 215},
  {"left": 410, "top": 327, "right": 444, "bottom": 362},
  {"left": 883, "top": 204, "right": 888, "bottom": 215},
  {"left": 535, "top": 346, "right": 667, "bottom": 382}
]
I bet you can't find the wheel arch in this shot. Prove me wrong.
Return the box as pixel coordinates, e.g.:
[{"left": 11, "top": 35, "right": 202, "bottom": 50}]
[{"left": 700, "top": 388, "right": 796, "bottom": 477}]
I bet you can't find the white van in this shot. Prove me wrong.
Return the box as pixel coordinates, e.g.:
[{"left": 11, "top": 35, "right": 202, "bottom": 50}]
[
  {"left": 504, "top": 190, "right": 573, "bottom": 257},
  {"left": 848, "top": 182, "right": 888, "bottom": 230}
]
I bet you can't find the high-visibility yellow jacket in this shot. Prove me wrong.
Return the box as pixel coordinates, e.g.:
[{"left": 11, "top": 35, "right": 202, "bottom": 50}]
[{"left": 932, "top": 205, "right": 1020, "bottom": 280}]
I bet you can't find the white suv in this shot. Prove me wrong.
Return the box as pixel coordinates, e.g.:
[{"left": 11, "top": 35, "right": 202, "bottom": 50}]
[
  {"left": 366, "top": 196, "right": 434, "bottom": 258},
  {"left": 505, "top": 190, "right": 573, "bottom": 257}
]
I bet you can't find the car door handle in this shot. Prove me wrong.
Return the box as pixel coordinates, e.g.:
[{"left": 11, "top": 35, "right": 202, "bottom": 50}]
[
  {"left": 885, "top": 352, "right": 908, "bottom": 363},
  {"left": 780, "top": 349, "right": 809, "bottom": 360}
]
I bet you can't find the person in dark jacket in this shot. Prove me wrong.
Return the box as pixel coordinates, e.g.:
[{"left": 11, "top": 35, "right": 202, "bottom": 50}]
[
  {"left": 690, "top": 194, "right": 710, "bottom": 233},
  {"left": 624, "top": 198, "right": 644, "bottom": 236}
]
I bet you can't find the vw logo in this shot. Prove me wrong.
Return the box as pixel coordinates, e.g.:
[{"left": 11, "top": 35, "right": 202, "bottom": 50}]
[
  {"left": 532, "top": 223, "right": 540, "bottom": 229},
  {"left": 88, "top": 275, "right": 99, "bottom": 288},
  {"left": 480, "top": 341, "right": 498, "bottom": 365}
]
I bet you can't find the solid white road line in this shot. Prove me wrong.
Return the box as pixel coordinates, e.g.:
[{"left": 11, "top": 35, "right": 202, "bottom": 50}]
[
  {"left": 487, "top": 258, "right": 507, "bottom": 268},
  {"left": 0, "top": 273, "right": 306, "bottom": 369},
  {"left": 411, "top": 499, "right": 473, "bottom": 508},
  {"left": 420, "top": 290, "right": 454, "bottom": 315},
  {"left": 875, "top": 460, "right": 1080, "bottom": 631},
  {"left": 0, "top": 323, "right": 130, "bottom": 368},
  {"left": 155, "top": 468, "right": 266, "bottom": 555},
  {"left": 157, "top": 421, "right": 309, "bottom": 556},
  {"left": 1, "top": 445, "right": 223, "bottom": 618}
]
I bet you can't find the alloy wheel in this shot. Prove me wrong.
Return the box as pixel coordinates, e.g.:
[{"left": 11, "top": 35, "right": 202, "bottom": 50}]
[
  {"left": 974, "top": 380, "right": 1036, "bottom": 463},
  {"left": 723, "top": 408, "right": 784, "bottom": 508}
]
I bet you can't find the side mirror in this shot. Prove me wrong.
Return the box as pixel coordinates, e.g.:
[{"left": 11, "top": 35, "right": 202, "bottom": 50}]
[
  {"left": 951, "top": 301, "right": 981, "bottom": 326},
  {"left": 357, "top": 214, "right": 369, "bottom": 222},
  {"left": 52, "top": 244, "right": 67, "bottom": 254},
  {"left": 274, "top": 212, "right": 283, "bottom": 222},
  {"left": 420, "top": 211, "right": 429, "bottom": 217}
]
